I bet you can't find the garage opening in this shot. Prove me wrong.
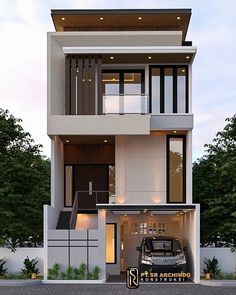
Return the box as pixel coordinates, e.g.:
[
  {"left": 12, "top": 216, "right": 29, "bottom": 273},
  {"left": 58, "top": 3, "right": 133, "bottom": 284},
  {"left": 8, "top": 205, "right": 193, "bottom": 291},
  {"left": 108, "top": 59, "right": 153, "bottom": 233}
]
[{"left": 104, "top": 205, "right": 199, "bottom": 283}]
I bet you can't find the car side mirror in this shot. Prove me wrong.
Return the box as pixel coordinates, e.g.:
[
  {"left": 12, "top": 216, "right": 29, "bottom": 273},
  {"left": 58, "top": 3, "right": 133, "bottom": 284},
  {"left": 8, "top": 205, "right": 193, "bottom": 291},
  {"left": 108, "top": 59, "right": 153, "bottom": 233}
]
[
  {"left": 183, "top": 246, "right": 188, "bottom": 252},
  {"left": 136, "top": 246, "right": 141, "bottom": 251}
]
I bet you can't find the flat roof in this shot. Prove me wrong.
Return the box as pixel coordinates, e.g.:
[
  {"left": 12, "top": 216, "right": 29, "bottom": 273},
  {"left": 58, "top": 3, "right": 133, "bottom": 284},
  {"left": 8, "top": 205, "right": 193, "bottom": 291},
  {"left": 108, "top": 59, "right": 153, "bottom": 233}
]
[{"left": 51, "top": 9, "right": 191, "bottom": 40}]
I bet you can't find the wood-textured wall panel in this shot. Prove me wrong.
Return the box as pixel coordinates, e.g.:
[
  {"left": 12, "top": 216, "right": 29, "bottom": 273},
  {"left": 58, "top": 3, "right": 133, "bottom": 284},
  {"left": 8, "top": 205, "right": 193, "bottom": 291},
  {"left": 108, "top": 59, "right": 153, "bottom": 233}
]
[{"left": 64, "top": 144, "right": 115, "bottom": 164}]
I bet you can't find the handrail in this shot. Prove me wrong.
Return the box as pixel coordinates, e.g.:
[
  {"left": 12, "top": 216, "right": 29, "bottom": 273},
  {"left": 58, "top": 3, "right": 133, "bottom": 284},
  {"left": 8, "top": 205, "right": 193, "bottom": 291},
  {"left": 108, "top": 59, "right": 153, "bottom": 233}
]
[
  {"left": 69, "top": 191, "right": 79, "bottom": 229},
  {"left": 69, "top": 191, "right": 110, "bottom": 229}
]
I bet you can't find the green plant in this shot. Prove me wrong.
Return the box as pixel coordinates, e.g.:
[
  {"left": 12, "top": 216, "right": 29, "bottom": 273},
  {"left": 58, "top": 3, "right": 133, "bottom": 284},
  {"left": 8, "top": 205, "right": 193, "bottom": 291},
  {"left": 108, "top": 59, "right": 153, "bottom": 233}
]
[
  {"left": 0, "top": 258, "right": 7, "bottom": 276},
  {"left": 87, "top": 266, "right": 100, "bottom": 280},
  {"left": 48, "top": 263, "right": 60, "bottom": 280},
  {"left": 21, "top": 256, "right": 39, "bottom": 278},
  {"left": 61, "top": 266, "right": 74, "bottom": 280},
  {"left": 2, "top": 272, "right": 27, "bottom": 279},
  {"left": 203, "top": 256, "right": 221, "bottom": 279},
  {"left": 223, "top": 272, "right": 236, "bottom": 280},
  {"left": 76, "top": 263, "right": 86, "bottom": 280}
]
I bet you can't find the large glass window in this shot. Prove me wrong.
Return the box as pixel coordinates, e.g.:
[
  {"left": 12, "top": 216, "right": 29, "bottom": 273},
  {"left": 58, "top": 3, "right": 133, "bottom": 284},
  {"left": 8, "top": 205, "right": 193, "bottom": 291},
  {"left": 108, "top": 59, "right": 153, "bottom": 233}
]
[
  {"left": 151, "top": 68, "right": 160, "bottom": 113},
  {"left": 102, "top": 70, "right": 145, "bottom": 114},
  {"left": 164, "top": 68, "right": 173, "bottom": 113},
  {"left": 167, "top": 136, "right": 186, "bottom": 203},
  {"left": 177, "top": 68, "right": 187, "bottom": 113},
  {"left": 106, "top": 223, "right": 116, "bottom": 264},
  {"left": 150, "top": 66, "right": 188, "bottom": 114}
]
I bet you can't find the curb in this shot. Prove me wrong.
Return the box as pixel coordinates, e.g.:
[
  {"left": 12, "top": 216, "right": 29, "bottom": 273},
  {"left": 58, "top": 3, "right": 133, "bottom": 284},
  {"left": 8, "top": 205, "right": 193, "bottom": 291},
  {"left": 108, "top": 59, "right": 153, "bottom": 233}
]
[
  {"left": 0, "top": 280, "right": 42, "bottom": 286},
  {"left": 200, "top": 280, "right": 236, "bottom": 287}
]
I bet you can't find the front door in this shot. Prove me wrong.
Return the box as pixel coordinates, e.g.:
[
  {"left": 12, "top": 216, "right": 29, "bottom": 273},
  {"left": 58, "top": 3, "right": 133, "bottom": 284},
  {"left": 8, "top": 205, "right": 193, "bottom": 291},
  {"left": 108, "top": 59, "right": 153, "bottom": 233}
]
[{"left": 74, "top": 165, "right": 108, "bottom": 209}]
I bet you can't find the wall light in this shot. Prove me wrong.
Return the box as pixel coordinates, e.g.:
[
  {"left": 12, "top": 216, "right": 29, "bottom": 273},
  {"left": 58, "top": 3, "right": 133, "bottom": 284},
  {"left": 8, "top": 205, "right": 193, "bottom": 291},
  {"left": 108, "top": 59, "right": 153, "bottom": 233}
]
[
  {"left": 100, "top": 17, "right": 104, "bottom": 20},
  {"left": 186, "top": 56, "right": 190, "bottom": 59},
  {"left": 148, "top": 56, "right": 152, "bottom": 60},
  {"left": 104, "top": 139, "right": 108, "bottom": 143},
  {"left": 66, "top": 140, "right": 70, "bottom": 143},
  {"left": 61, "top": 17, "right": 66, "bottom": 21},
  {"left": 138, "top": 16, "right": 142, "bottom": 20},
  {"left": 177, "top": 16, "right": 181, "bottom": 20},
  {"left": 110, "top": 56, "right": 114, "bottom": 60}
]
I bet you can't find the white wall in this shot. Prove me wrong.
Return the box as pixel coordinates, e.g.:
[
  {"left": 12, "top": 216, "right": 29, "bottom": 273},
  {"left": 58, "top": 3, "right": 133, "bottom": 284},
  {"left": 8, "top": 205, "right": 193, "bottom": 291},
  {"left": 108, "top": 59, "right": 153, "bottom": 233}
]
[
  {"left": 116, "top": 134, "right": 166, "bottom": 204},
  {"left": 183, "top": 206, "right": 200, "bottom": 283},
  {"left": 200, "top": 248, "right": 236, "bottom": 274},
  {"left": 48, "top": 34, "right": 65, "bottom": 115},
  {"left": 51, "top": 135, "right": 64, "bottom": 210},
  {"left": 0, "top": 248, "right": 44, "bottom": 275}
]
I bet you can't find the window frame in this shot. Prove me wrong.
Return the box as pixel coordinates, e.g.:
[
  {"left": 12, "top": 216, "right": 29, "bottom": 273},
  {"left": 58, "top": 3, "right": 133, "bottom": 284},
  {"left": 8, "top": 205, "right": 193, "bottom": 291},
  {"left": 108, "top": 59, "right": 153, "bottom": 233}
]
[
  {"left": 149, "top": 65, "right": 189, "bottom": 114},
  {"left": 166, "top": 135, "right": 186, "bottom": 204}
]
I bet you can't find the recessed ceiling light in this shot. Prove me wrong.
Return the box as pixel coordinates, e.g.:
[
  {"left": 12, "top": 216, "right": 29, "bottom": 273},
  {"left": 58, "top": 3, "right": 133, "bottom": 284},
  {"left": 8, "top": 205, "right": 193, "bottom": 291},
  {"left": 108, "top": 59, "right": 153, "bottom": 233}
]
[
  {"left": 124, "top": 214, "right": 127, "bottom": 217},
  {"left": 61, "top": 17, "right": 66, "bottom": 21},
  {"left": 138, "top": 16, "right": 142, "bottom": 20},
  {"left": 100, "top": 17, "right": 104, "bottom": 20},
  {"left": 110, "top": 56, "right": 114, "bottom": 60},
  {"left": 182, "top": 69, "right": 185, "bottom": 73},
  {"left": 186, "top": 56, "right": 190, "bottom": 59},
  {"left": 173, "top": 130, "right": 177, "bottom": 134},
  {"left": 66, "top": 140, "right": 70, "bottom": 143},
  {"left": 148, "top": 56, "right": 152, "bottom": 60},
  {"left": 104, "top": 139, "right": 108, "bottom": 143},
  {"left": 177, "top": 16, "right": 181, "bottom": 20}
]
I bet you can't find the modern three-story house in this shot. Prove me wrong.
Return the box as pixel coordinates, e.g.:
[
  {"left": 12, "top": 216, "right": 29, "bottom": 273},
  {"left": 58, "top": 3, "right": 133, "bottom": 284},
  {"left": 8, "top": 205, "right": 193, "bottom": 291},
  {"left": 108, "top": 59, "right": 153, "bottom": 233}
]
[{"left": 44, "top": 8, "right": 200, "bottom": 283}]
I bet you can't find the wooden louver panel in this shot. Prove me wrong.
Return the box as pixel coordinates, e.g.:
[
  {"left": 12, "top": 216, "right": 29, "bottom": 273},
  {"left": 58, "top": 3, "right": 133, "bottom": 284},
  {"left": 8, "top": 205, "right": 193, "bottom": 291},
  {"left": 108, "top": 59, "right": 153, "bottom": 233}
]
[{"left": 65, "top": 55, "right": 102, "bottom": 115}]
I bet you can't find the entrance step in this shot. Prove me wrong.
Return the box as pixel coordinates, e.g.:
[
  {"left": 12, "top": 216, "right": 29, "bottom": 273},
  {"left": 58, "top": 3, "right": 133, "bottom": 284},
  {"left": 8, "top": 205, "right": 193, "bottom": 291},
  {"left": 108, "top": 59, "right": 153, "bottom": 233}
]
[{"left": 56, "top": 211, "right": 71, "bottom": 229}]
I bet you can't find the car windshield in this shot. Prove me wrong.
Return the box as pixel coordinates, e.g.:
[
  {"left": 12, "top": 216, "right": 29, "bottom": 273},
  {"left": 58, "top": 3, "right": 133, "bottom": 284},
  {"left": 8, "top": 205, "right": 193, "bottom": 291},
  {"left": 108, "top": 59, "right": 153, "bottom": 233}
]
[
  {"left": 150, "top": 239, "right": 182, "bottom": 252},
  {"left": 151, "top": 240, "right": 172, "bottom": 251}
]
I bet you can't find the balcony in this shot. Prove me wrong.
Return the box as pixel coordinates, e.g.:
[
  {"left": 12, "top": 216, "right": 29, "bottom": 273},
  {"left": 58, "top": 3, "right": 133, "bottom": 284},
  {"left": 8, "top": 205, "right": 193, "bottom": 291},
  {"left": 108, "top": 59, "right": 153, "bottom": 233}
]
[{"left": 103, "top": 94, "right": 149, "bottom": 114}]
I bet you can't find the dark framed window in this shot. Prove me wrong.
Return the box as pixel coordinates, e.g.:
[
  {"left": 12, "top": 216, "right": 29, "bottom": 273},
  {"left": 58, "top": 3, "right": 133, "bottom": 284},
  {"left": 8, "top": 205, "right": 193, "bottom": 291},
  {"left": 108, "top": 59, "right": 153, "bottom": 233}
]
[
  {"left": 149, "top": 66, "right": 189, "bottom": 114},
  {"left": 106, "top": 223, "right": 117, "bottom": 264},
  {"left": 167, "top": 135, "right": 186, "bottom": 203},
  {"left": 102, "top": 69, "right": 146, "bottom": 114}
]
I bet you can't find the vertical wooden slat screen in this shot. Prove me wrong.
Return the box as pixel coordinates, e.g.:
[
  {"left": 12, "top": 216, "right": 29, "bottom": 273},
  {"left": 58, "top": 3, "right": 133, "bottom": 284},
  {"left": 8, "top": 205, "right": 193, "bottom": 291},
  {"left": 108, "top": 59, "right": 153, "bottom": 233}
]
[
  {"left": 65, "top": 55, "right": 102, "bottom": 115},
  {"left": 76, "top": 58, "right": 83, "bottom": 115},
  {"left": 70, "top": 58, "right": 77, "bottom": 115},
  {"left": 65, "top": 57, "right": 70, "bottom": 115},
  {"left": 97, "top": 57, "right": 103, "bottom": 115},
  {"left": 89, "top": 57, "right": 96, "bottom": 115},
  {"left": 83, "top": 57, "right": 89, "bottom": 114}
]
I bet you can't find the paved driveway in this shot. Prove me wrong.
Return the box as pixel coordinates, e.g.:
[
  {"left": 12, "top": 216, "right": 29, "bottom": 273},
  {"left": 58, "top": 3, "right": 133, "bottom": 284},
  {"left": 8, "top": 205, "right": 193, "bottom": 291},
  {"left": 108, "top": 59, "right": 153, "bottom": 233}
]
[{"left": 0, "top": 284, "right": 236, "bottom": 295}]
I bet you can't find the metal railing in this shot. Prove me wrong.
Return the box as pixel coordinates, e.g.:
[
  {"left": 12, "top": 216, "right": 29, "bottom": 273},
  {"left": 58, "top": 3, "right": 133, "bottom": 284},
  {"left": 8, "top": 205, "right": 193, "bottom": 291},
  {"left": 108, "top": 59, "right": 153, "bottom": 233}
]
[
  {"left": 69, "top": 190, "right": 109, "bottom": 229},
  {"left": 103, "top": 93, "right": 149, "bottom": 114}
]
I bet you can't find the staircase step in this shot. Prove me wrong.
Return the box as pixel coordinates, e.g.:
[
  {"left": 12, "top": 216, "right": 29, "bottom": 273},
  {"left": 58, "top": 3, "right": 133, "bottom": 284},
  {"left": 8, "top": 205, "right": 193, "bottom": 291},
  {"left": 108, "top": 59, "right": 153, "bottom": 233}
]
[{"left": 56, "top": 211, "right": 71, "bottom": 229}]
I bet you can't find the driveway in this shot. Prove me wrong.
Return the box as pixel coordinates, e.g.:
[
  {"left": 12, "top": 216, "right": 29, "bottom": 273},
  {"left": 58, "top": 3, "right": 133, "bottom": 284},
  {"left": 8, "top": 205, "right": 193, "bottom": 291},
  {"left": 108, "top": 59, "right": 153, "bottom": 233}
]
[{"left": 0, "top": 284, "right": 236, "bottom": 295}]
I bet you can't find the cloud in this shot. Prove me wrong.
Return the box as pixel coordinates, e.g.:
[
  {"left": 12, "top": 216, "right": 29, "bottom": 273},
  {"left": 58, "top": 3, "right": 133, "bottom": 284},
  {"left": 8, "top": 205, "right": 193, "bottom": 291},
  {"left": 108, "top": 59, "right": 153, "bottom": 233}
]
[{"left": 0, "top": 0, "right": 235, "bottom": 160}]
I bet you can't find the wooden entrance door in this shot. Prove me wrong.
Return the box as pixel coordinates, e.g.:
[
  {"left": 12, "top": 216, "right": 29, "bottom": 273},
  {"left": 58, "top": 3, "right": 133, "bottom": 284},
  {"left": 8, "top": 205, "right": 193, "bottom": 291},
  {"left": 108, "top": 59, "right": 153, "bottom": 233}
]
[{"left": 74, "top": 165, "right": 108, "bottom": 209}]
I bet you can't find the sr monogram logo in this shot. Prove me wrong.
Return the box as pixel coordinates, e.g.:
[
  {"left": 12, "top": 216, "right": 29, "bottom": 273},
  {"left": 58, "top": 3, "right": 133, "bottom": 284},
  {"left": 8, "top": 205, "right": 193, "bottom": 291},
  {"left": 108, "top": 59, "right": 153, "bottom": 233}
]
[{"left": 126, "top": 267, "right": 139, "bottom": 289}]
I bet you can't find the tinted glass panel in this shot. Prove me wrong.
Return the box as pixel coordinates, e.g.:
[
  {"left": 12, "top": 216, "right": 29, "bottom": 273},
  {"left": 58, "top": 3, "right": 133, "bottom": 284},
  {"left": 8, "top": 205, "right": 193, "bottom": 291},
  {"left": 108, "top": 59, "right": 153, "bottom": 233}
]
[
  {"left": 106, "top": 224, "right": 116, "bottom": 263},
  {"left": 151, "top": 68, "right": 160, "bottom": 113},
  {"left": 164, "top": 68, "right": 173, "bottom": 113},
  {"left": 65, "top": 165, "right": 73, "bottom": 206},
  {"left": 177, "top": 68, "right": 186, "bottom": 113},
  {"left": 168, "top": 137, "right": 184, "bottom": 202}
]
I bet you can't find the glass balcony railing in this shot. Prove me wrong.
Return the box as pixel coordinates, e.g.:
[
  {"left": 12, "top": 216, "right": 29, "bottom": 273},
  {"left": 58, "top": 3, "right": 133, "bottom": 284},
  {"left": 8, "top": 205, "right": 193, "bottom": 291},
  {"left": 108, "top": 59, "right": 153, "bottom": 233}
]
[{"left": 103, "top": 94, "right": 149, "bottom": 114}]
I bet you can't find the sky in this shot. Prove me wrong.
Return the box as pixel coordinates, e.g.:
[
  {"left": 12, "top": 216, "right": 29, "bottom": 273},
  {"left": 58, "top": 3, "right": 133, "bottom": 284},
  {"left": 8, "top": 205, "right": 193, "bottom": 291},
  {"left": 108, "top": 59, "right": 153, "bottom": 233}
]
[{"left": 0, "top": 0, "right": 235, "bottom": 161}]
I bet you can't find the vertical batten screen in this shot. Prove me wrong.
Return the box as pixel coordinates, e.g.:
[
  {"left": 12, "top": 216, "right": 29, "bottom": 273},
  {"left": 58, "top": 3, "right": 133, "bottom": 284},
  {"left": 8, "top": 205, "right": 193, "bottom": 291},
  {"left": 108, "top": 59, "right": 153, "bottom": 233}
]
[
  {"left": 167, "top": 136, "right": 186, "bottom": 203},
  {"left": 65, "top": 55, "right": 102, "bottom": 115}
]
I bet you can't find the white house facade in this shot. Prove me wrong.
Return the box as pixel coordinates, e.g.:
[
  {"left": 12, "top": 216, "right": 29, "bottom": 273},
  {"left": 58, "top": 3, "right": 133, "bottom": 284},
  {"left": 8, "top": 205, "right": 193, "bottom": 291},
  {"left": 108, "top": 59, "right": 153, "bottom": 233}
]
[{"left": 44, "top": 9, "right": 200, "bottom": 283}]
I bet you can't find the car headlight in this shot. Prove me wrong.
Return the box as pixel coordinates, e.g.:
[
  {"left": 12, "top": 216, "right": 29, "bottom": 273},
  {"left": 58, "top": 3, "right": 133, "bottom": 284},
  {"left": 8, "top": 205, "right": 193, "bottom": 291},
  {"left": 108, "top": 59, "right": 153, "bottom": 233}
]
[
  {"left": 141, "top": 255, "right": 152, "bottom": 265},
  {"left": 176, "top": 254, "right": 186, "bottom": 265}
]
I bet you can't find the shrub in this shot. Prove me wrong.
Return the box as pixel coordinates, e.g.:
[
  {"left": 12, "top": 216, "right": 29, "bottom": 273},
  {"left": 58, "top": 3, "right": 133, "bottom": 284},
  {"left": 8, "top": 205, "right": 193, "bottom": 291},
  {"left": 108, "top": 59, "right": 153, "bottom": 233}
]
[
  {"left": 21, "top": 256, "right": 39, "bottom": 278},
  {"left": 87, "top": 266, "right": 100, "bottom": 280},
  {"left": 203, "top": 256, "right": 221, "bottom": 279},
  {"left": 0, "top": 258, "right": 7, "bottom": 276},
  {"left": 48, "top": 263, "right": 60, "bottom": 280}
]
